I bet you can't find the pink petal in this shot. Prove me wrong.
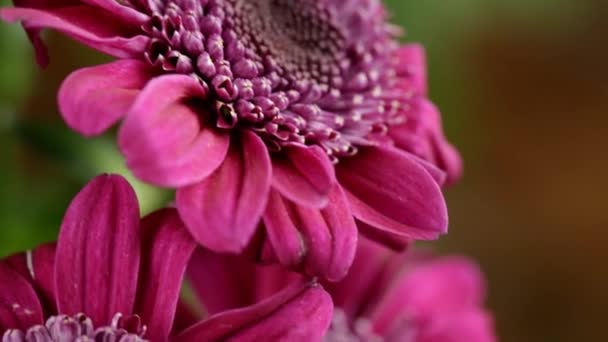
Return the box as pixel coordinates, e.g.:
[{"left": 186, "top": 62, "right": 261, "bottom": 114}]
[
  {"left": 324, "top": 237, "right": 394, "bottom": 317},
  {"left": 395, "top": 44, "right": 428, "bottom": 95},
  {"left": 4, "top": 244, "right": 57, "bottom": 314},
  {"left": 337, "top": 146, "right": 448, "bottom": 243},
  {"left": 355, "top": 220, "right": 411, "bottom": 251},
  {"left": 186, "top": 248, "right": 258, "bottom": 316},
  {"left": 263, "top": 187, "right": 358, "bottom": 281},
  {"left": 55, "top": 174, "right": 141, "bottom": 326},
  {"left": 410, "top": 310, "right": 496, "bottom": 342},
  {"left": 0, "top": 6, "right": 149, "bottom": 59},
  {"left": 272, "top": 145, "right": 336, "bottom": 208},
  {"left": 176, "top": 131, "right": 271, "bottom": 253},
  {"left": 0, "top": 262, "right": 43, "bottom": 332},
  {"left": 11, "top": 0, "right": 91, "bottom": 67},
  {"left": 174, "top": 281, "right": 333, "bottom": 342},
  {"left": 370, "top": 257, "right": 487, "bottom": 335},
  {"left": 118, "top": 75, "right": 230, "bottom": 187},
  {"left": 262, "top": 191, "right": 307, "bottom": 267},
  {"left": 58, "top": 60, "right": 153, "bottom": 136},
  {"left": 81, "top": 0, "right": 148, "bottom": 25},
  {"left": 390, "top": 99, "right": 463, "bottom": 186},
  {"left": 134, "top": 208, "right": 196, "bottom": 341}
]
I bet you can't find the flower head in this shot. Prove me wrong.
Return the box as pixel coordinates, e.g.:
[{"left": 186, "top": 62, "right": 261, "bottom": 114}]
[
  {"left": 1, "top": 0, "right": 461, "bottom": 280},
  {"left": 322, "top": 239, "right": 496, "bottom": 342},
  {"left": 196, "top": 238, "right": 496, "bottom": 342},
  {"left": 0, "top": 175, "right": 333, "bottom": 341}
]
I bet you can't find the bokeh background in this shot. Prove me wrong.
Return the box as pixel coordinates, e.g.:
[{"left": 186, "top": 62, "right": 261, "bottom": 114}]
[{"left": 1, "top": 0, "right": 606, "bottom": 340}]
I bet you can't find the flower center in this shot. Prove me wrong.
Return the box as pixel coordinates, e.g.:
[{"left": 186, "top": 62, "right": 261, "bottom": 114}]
[
  {"left": 134, "top": 0, "right": 411, "bottom": 160},
  {"left": 324, "top": 308, "right": 385, "bottom": 342},
  {"left": 2, "top": 313, "right": 147, "bottom": 342}
]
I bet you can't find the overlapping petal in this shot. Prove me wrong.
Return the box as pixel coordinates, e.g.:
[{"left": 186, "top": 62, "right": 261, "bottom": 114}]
[
  {"left": 337, "top": 146, "right": 448, "bottom": 246},
  {"left": 55, "top": 174, "right": 141, "bottom": 326},
  {"left": 118, "top": 75, "right": 230, "bottom": 187},
  {"left": 0, "top": 263, "right": 43, "bottom": 333},
  {"left": 0, "top": 6, "right": 148, "bottom": 59},
  {"left": 58, "top": 59, "right": 154, "bottom": 136},
  {"left": 176, "top": 131, "right": 272, "bottom": 253},
  {"left": 175, "top": 281, "right": 332, "bottom": 342},
  {"left": 263, "top": 186, "right": 357, "bottom": 281},
  {"left": 272, "top": 145, "right": 336, "bottom": 208},
  {"left": 135, "top": 208, "right": 197, "bottom": 341},
  {"left": 4, "top": 245, "right": 57, "bottom": 314}
]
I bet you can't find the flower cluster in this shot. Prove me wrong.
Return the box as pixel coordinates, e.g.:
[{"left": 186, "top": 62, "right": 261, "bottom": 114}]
[{"left": 0, "top": 0, "right": 495, "bottom": 341}]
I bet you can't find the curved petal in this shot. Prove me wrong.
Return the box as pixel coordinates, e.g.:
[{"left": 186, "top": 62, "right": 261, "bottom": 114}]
[
  {"left": 272, "top": 145, "right": 336, "bottom": 208},
  {"left": 118, "top": 75, "right": 230, "bottom": 187},
  {"left": 262, "top": 191, "right": 307, "bottom": 268},
  {"left": 395, "top": 44, "right": 427, "bottom": 95},
  {"left": 337, "top": 146, "right": 448, "bottom": 243},
  {"left": 81, "top": 0, "right": 148, "bottom": 25},
  {"left": 370, "top": 257, "right": 487, "bottom": 335},
  {"left": 176, "top": 131, "right": 272, "bottom": 253},
  {"left": 186, "top": 248, "right": 258, "bottom": 316},
  {"left": 263, "top": 187, "right": 358, "bottom": 281},
  {"left": 324, "top": 237, "right": 394, "bottom": 318},
  {"left": 58, "top": 60, "right": 153, "bottom": 136},
  {"left": 0, "top": 6, "right": 149, "bottom": 59},
  {"left": 55, "top": 174, "right": 141, "bottom": 326},
  {"left": 4, "top": 244, "right": 57, "bottom": 314},
  {"left": 408, "top": 310, "right": 496, "bottom": 342},
  {"left": 390, "top": 99, "right": 463, "bottom": 186},
  {"left": 174, "top": 281, "right": 332, "bottom": 342},
  {"left": 0, "top": 262, "right": 44, "bottom": 332},
  {"left": 134, "top": 208, "right": 196, "bottom": 341}
]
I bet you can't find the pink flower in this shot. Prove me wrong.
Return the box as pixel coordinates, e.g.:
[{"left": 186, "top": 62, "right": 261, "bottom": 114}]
[
  {"left": 191, "top": 239, "right": 496, "bottom": 342},
  {"left": 0, "top": 175, "right": 333, "bottom": 341},
  {"left": 322, "top": 240, "right": 496, "bottom": 342},
  {"left": 1, "top": 0, "right": 461, "bottom": 280}
]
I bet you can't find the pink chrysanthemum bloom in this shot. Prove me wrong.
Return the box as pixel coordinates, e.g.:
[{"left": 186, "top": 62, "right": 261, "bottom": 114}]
[
  {"left": 0, "top": 175, "right": 333, "bottom": 342},
  {"left": 190, "top": 239, "right": 496, "bottom": 342},
  {"left": 321, "top": 240, "right": 496, "bottom": 342},
  {"left": 1, "top": 0, "right": 462, "bottom": 280}
]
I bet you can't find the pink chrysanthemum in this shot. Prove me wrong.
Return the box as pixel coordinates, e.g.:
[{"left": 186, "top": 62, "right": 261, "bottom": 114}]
[
  {"left": 1, "top": 0, "right": 462, "bottom": 280},
  {"left": 189, "top": 239, "right": 496, "bottom": 342},
  {"left": 0, "top": 175, "right": 333, "bottom": 342}
]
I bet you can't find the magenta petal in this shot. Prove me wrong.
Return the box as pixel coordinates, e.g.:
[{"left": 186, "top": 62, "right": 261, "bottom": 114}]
[
  {"left": 58, "top": 60, "right": 153, "bottom": 136},
  {"left": 272, "top": 145, "right": 336, "bottom": 208},
  {"left": 186, "top": 248, "right": 258, "bottom": 316},
  {"left": 412, "top": 310, "right": 496, "bottom": 342},
  {"left": 337, "top": 146, "right": 448, "bottom": 243},
  {"left": 262, "top": 191, "right": 306, "bottom": 267},
  {"left": 55, "top": 174, "right": 141, "bottom": 325},
  {"left": 390, "top": 100, "right": 463, "bottom": 186},
  {"left": 174, "top": 282, "right": 333, "bottom": 342},
  {"left": 118, "top": 75, "right": 230, "bottom": 187},
  {"left": 176, "top": 131, "right": 271, "bottom": 253},
  {"left": 134, "top": 208, "right": 196, "bottom": 341},
  {"left": 263, "top": 187, "right": 357, "bottom": 281},
  {"left": 0, "top": 263, "right": 43, "bottom": 332},
  {"left": 396, "top": 44, "right": 427, "bottom": 95},
  {"left": 5, "top": 244, "right": 58, "bottom": 314},
  {"left": 81, "top": 0, "right": 148, "bottom": 25},
  {"left": 370, "top": 258, "right": 486, "bottom": 335},
  {"left": 0, "top": 6, "right": 149, "bottom": 59}
]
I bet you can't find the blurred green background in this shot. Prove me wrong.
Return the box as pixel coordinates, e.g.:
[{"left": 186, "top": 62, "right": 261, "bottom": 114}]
[{"left": 1, "top": 0, "right": 607, "bottom": 341}]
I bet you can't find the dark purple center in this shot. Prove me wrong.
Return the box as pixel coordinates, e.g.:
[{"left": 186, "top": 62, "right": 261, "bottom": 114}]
[
  {"left": 2, "top": 313, "right": 147, "bottom": 342},
  {"left": 130, "top": 0, "right": 409, "bottom": 160}
]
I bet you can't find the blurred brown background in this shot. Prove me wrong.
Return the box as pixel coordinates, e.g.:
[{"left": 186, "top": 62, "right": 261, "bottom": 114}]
[{"left": 0, "top": 0, "right": 607, "bottom": 341}]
